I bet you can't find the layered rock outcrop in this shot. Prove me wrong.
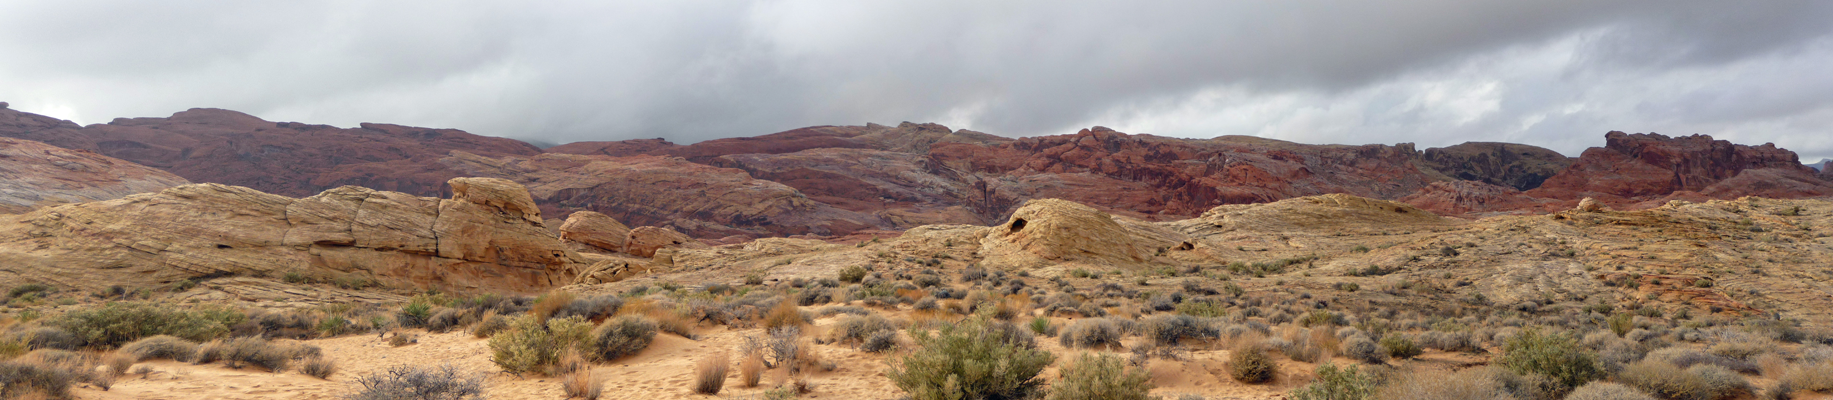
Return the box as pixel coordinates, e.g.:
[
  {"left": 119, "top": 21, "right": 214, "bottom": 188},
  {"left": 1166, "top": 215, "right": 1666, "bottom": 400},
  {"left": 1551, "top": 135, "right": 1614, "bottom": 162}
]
[
  {"left": 0, "top": 137, "right": 190, "bottom": 213},
  {"left": 0, "top": 178, "right": 582, "bottom": 293},
  {"left": 0, "top": 107, "right": 541, "bottom": 198},
  {"left": 978, "top": 199, "right": 1179, "bottom": 268},
  {"left": 1527, "top": 132, "right": 1833, "bottom": 206},
  {"left": 1418, "top": 142, "right": 1572, "bottom": 191},
  {"left": 559, "top": 211, "right": 632, "bottom": 253}
]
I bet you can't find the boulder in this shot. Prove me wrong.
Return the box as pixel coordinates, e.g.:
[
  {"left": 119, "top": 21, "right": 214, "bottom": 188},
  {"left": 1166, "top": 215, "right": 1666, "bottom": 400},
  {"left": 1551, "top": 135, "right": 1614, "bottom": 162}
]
[
  {"left": 559, "top": 211, "right": 631, "bottom": 253},
  {"left": 624, "top": 226, "right": 708, "bottom": 258}
]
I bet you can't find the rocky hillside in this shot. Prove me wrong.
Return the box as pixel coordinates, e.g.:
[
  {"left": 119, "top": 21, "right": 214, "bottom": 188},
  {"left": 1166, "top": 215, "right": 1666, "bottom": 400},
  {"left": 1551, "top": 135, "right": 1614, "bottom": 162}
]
[{"left": 0, "top": 136, "right": 190, "bottom": 213}]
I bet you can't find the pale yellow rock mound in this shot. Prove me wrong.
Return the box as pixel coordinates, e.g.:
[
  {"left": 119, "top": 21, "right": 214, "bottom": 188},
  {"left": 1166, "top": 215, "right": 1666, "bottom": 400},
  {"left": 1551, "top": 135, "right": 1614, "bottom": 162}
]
[{"left": 978, "top": 198, "right": 1177, "bottom": 268}]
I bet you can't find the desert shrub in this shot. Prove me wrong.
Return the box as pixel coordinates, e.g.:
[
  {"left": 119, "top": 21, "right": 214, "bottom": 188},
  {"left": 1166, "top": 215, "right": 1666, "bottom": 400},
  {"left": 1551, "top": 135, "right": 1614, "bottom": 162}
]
[
  {"left": 1059, "top": 318, "right": 1124, "bottom": 349},
  {"left": 397, "top": 297, "right": 435, "bottom": 328},
  {"left": 1373, "top": 367, "right": 1510, "bottom": 400},
  {"left": 1565, "top": 382, "right": 1658, "bottom": 400},
  {"left": 531, "top": 291, "right": 577, "bottom": 322},
  {"left": 424, "top": 307, "right": 468, "bottom": 333},
  {"left": 1379, "top": 334, "right": 1422, "bottom": 360},
  {"left": 1300, "top": 310, "right": 1345, "bottom": 327},
  {"left": 888, "top": 315, "right": 1057, "bottom": 400},
  {"left": 797, "top": 287, "right": 833, "bottom": 306},
  {"left": 828, "top": 314, "right": 896, "bottom": 346},
  {"left": 1142, "top": 314, "right": 1219, "bottom": 346},
  {"left": 302, "top": 356, "right": 336, "bottom": 379},
  {"left": 1778, "top": 361, "right": 1833, "bottom": 392},
  {"left": 585, "top": 315, "right": 657, "bottom": 363},
  {"left": 563, "top": 368, "right": 602, "bottom": 400},
  {"left": 1176, "top": 300, "right": 1228, "bottom": 318},
  {"left": 1419, "top": 330, "right": 1484, "bottom": 353},
  {"left": 1707, "top": 337, "right": 1770, "bottom": 361},
  {"left": 1290, "top": 363, "right": 1377, "bottom": 400},
  {"left": 120, "top": 335, "right": 200, "bottom": 362},
  {"left": 739, "top": 352, "right": 765, "bottom": 388},
  {"left": 0, "top": 359, "right": 77, "bottom": 398},
  {"left": 103, "top": 352, "right": 132, "bottom": 378},
  {"left": 763, "top": 299, "right": 807, "bottom": 329},
  {"left": 488, "top": 315, "right": 593, "bottom": 374},
  {"left": 1029, "top": 317, "right": 1058, "bottom": 337},
  {"left": 1500, "top": 330, "right": 1603, "bottom": 395},
  {"left": 1618, "top": 359, "right": 1748, "bottom": 400},
  {"left": 863, "top": 330, "right": 899, "bottom": 353},
  {"left": 1344, "top": 335, "right": 1387, "bottom": 364},
  {"left": 10, "top": 327, "right": 78, "bottom": 351},
  {"left": 1047, "top": 352, "right": 1155, "bottom": 400},
  {"left": 472, "top": 313, "right": 510, "bottom": 338},
  {"left": 1645, "top": 348, "right": 1758, "bottom": 374},
  {"left": 196, "top": 337, "right": 292, "bottom": 372},
  {"left": 838, "top": 265, "right": 869, "bottom": 283},
  {"left": 1229, "top": 344, "right": 1276, "bottom": 384},
  {"left": 694, "top": 352, "right": 729, "bottom": 394},
  {"left": 348, "top": 364, "right": 485, "bottom": 400},
  {"left": 49, "top": 302, "right": 239, "bottom": 348}
]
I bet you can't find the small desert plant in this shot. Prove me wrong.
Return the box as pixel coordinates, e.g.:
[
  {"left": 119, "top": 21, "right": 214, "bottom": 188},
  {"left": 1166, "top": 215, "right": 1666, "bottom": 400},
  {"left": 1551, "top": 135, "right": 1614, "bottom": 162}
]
[
  {"left": 1343, "top": 335, "right": 1386, "bottom": 364},
  {"left": 1378, "top": 334, "right": 1422, "bottom": 360},
  {"left": 472, "top": 313, "right": 510, "bottom": 338},
  {"left": 586, "top": 315, "right": 658, "bottom": 362},
  {"left": 302, "top": 356, "right": 337, "bottom": 379},
  {"left": 1618, "top": 359, "right": 1749, "bottom": 400},
  {"left": 1290, "top": 363, "right": 1376, "bottom": 400},
  {"left": 828, "top": 314, "right": 896, "bottom": 347},
  {"left": 397, "top": 297, "right": 435, "bottom": 328},
  {"left": 103, "top": 352, "right": 133, "bottom": 378},
  {"left": 1028, "top": 317, "right": 1058, "bottom": 337},
  {"left": 348, "top": 364, "right": 485, "bottom": 400},
  {"left": 1777, "top": 361, "right": 1833, "bottom": 392},
  {"left": 563, "top": 368, "right": 602, "bottom": 400},
  {"left": 739, "top": 352, "right": 765, "bottom": 388},
  {"left": 195, "top": 337, "right": 292, "bottom": 372},
  {"left": 1373, "top": 367, "right": 1511, "bottom": 400},
  {"left": 1046, "top": 352, "right": 1155, "bottom": 400},
  {"left": 862, "top": 330, "right": 900, "bottom": 353},
  {"left": 1500, "top": 329, "right": 1603, "bottom": 395},
  {"left": 49, "top": 302, "right": 241, "bottom": 348},
  {"left": 1141, "top": 314, "right": 1219, "bottom": 347},
  {"left": 838, "top": 265, "right": 869, "bottom": 283},
  {"left": 1565, "top": 382, "right": 1658, "bottom": 400},
  {"left": 553, "top": 295, "right": 623, "bottom": 321},
  {"left": 488, "top": 315, "right": 593, "bottom": 374},
  {"left": 0, "top": 359, "right": 77, "bottom": 398},
  {"left": 1059, "top": 318, "right": 1124, "bottom": 349},
  {"left": 531, "top": 291, "right": 578, "bottom": 322},
  {"left": 694, "top": 352, "right": 729, "bottom": 394},
  {"left": 764, "top": 299, "right": 807, "bottom": 329},
  {"left": 1229, "top": 344, "right": 1277, "bottom": 384},
  {"left": 888, "top": 315, "right": 1057, "bottom": 400},
  {"left": 120, "top": 335, "right": 200, "bottom": 362}
]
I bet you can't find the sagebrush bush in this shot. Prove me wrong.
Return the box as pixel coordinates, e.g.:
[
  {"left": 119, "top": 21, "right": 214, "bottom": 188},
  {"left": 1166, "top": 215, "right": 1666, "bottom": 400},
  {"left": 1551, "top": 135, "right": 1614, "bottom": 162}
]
[
  {"left": 0, "top": 359, "right": 76, "bottom": 398},
  {"left": 120, "top": 335, "right": 200, "bottom": 362},
  {"left": 1373, "top": 367, "right": 1510, "bottom": 400},
  {"left": 488, "top": 315, "right": 593, "bottom": 374},
  {"left": 1046, "top": 352, "right": 1155, "bottom": 400},
  {"left": 301, "top": 356, "right": 336, "bottom": 379},
  {"left": 763, "top": 299, "right": 806, "bottom": 329},
  {"left": 1059, "top": 318, "right": 1123, "bottom": 349},
  {"left": 1142, "top": 314, "right": 1219, "bottom": 346},
  {"left": 1229, "top": 344, "right": 1276, "bottom": 384},
  {"left": 9, "top": 327, "right": 78, "bottom": 351},
  {"left": 1500, "top": 329, "right": 1603, "bottom": 395},
  {"left": 838, "top": 265, "right": 869, "bottom": 283},
  {"left": 564, "top": 368, "right": 602, "bottom": 400},
  {"left": 349, "top": 364, "right": 485, "bottom": 400},
  {"left": 472, "top": 313, "right": 510, "bottom": 338},
  {"left": 554, "top": 295, "right": 624, "bottom": 321},
  {"left": 1379, "top": 334, "right": 1422, "bottom": 360},
  {"left": 1343, "top": 335, "right": 1386, "bottom": 364},
  {"left": 196, "top": 337, "right": 292, "bottom": 372},
  {"left": 531, "top": 291, "right": 577, "bottom": 322},
  {"left": 862, "top": 330, "right": 899, "bottom": 353},
  {"left": 50, "top": 302, "right": 241, "bottom": 348},
  {"left": 828, "top": 314, "right": 896, "bottom": 347},
  {"left": 694, "top": 353, "right": 729, "bottom": 394},
  {"left": 888, "top": 316, "right": 1056, "bottom": 400},
  {"left": 1618, "top": 359, "right": 1748, "bottom": 400},
  {"left": 1779, "top": 361, "right": 1833, "bottom": 392},
  {"left": 586, "top": 315, "right": 657, "bottom": 362},
  {"left": 1565, "top": 382, "right": 1658, "bottom": 400},
  {"left": 1290, "top": 363, "right": 1376, "bottom": 400}
]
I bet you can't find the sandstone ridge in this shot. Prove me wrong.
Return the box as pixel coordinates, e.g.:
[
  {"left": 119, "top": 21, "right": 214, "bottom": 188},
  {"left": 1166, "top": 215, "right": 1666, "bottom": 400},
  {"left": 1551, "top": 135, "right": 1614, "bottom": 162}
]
[{"left": 0, "top": 137, "right": 191, "bottom": 213}]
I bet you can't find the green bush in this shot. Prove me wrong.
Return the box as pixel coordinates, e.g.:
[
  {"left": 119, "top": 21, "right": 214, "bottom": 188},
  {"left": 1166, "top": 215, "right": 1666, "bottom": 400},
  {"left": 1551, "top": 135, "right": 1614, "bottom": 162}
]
[
  {"left": 120, "top": 335, "right": 200, "bottom": 362},
  {"left": 586, "top": 315, "right": 657, "bottom": 362},
  {"left": 1290, "top": 363, "right": 1376, "bottom": 400},
  {"left": 1176, "top": 301, "right": 1228, "bottom": 318},
  {"left": 488, "top": 315, "right": 594, "bottom": 374},
  {"left": 1499, "top": 329, "right": 1603, "bottom": 396},
  {"left": 49, "top": 302, "right": 242, "bottom": 348},
  {"left": 888, "top": 315, "right": 1057, "bottom": 400},
  {"left": 1229, "top": 344, "right": 1276, "bottom": 384},
  {"left": 838, "top": 265, "right": 869, "bottom": 283},
  {"left": 1046, "top": 353, "right": 1154, "bottom": 400},
  {"left": 397, "top": 298, "right": 434, "bottom": 328},
  {"left": 1028, "top": 317, "right": 1058, "bottom": 337},
  {"left": 1379, "top": 334, "right": 1422, "bottom": 360}
]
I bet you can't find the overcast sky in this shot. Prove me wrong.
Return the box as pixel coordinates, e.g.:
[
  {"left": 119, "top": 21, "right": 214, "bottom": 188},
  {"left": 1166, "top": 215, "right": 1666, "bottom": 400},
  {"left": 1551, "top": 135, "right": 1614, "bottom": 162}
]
[{"left": 2, "top": 1, "right": 1830, "bottom": 161}]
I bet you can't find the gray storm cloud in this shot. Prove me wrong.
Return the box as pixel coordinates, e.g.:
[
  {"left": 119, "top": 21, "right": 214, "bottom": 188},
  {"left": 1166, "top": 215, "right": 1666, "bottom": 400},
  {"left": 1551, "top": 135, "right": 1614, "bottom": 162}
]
[{"left": 1, "top": 0, "right": 1829, "bottom": 160}]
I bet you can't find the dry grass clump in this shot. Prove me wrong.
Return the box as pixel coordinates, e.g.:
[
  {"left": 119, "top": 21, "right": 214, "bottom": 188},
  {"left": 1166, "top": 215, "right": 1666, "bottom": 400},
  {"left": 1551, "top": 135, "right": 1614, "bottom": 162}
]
[
  {"left": 554, "top": 295, "right": 624, "bottom": 321},
  {"left": 103, "top": 352, "right": 133, "bottom": 378},
  {"left": 120, "top": 335, "right": 200, "bottom": 362},
  {"left": 739, "top": 352, "right": 765, "bottom": 388},
  {"left": 827, "top": 314, "right": 896, "bottom": 347},
  {"left": 472, "top": 312, "right": 509, "bottom": 338},
  {"left": 693, "top": 352, "right": 729, "bottom": 394},
  {"left": 1059, "top": 318, "right": 1124, "bottom": 349},
  {"left": 586, "top": 315, "right": 657, "bottom": 362},
  {"left": 1372, "top": 367, "right": 1510, "bottom": 400},
  {"left": 1343, "top": 335, "right": 1386, "bottom": 364},
  {"left": 531, "top": 291, "right": 578, "bottom": 322},
  {"left": 1141, "top": 314, "right": 1219, "bottom": 347},
  {"left": 1565, "top": 382, "right": 1658, "bottom": 400},
  {"left": 1778, "top": 361, "right": 1833, "bottom": 392},
  {"left": 301, "top": 356, "right": 336, "bottom": 379},
  {"left": 1, "top": 349, "right": 111, "bottom": 397},
  {"left": 763, "top": 299, "right": 807, "bottom": 329},
  {"left": 195, "top": 337, "right": 292, "bottom": 372},
  {"left": 349, "top": 364, "right": 484, "bottom": 400},
  {"left": 563, "top": 367, "right": 602, "bottom": 400},
  {"left": 1228, "top": 343, "right": 1276, "bottom": 384},
  {"left": 1617, "top": 359, "right": 1749, "bottom": 400},
  {"left": 1046, "top": 352, "right": 1155, "bottom": 400}
]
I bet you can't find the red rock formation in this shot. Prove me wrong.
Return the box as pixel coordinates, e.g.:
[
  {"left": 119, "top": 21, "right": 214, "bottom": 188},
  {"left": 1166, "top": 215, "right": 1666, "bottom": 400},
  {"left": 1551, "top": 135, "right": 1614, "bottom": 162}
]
[
  {"left": 545, "top": 138, "right": 679, "bottom": 157},
  {"left": 0, "top": 107, "right": 541, "bottom": 198},
  {"left": 1528, "top": 132, "right": 1833, "bottom": 207},
  {"left": 0, "top": 137, "right": 191, "bottom": 213},
  {"left": 1397, "top": 180, "right": 1561, "bottom": 217},
  {"left": 1418, "top": 142, "right": 1572, "bottom": 190}
]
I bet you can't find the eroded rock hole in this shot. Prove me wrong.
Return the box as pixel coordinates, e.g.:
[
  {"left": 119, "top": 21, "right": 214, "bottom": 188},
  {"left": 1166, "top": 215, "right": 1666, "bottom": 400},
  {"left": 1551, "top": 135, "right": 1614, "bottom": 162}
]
[{"left": 1009, "top": 218, "right": 1027, "bottom": 232}]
